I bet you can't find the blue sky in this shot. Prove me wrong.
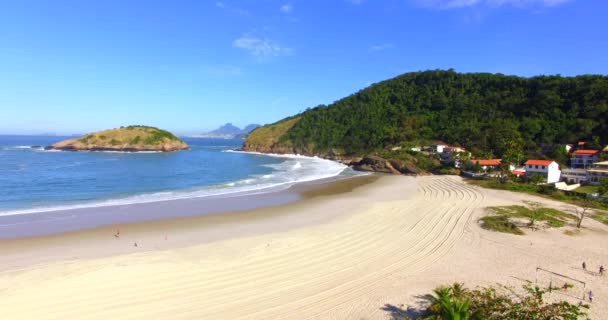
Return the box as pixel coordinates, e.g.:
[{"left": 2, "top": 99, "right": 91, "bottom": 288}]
[{"left": 1, "top": 0, "right": 606, "bottom": 135}]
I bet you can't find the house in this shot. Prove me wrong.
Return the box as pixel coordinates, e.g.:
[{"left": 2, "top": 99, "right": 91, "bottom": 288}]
[
  {"left": 512, "top": 169, "right": 526, "bottom": 178},
  {"left": 470, "top": 159, "right": 514, "bottom": 172},
  {"left": 587, "top": 161, "right": 608, "bottom": 185},
  {"left": 570, "top": 149, "right": 600, "bottom": 169},
  {"left": 524, "top": 160, "right": 561, "bottom": 183},
  {"left": 471, "top": 159, "right": 502, "bottom": 171},
  {"left": 431, "top": 144, "right": 447, "bottom": 153},
  {"left": 443, "top": 146, "right": 467, "bottom": 154},
  {"left": 561, "top": 168, "right": 588, "bottom": 184}
]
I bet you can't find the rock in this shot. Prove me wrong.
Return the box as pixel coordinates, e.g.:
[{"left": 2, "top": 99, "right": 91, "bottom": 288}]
[{"left": 353, "top": 156, "right": 401, "bottom": 174}]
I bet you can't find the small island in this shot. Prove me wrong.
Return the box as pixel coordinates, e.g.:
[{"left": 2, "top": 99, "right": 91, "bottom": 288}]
[{"left": 46, "top": 125, "right": 189, "bottom": 152}]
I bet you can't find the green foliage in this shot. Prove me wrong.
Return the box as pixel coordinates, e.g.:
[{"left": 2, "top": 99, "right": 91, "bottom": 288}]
[
  {"left": 467, "top": 179, "right": 539, "bottom": 193},
  {"left": 109, "top": 139, "right": 120, "bottom": 146},
  {"left": 397, "top": 283, "right": 589, "bottom": 320},
  {"left": 599, "top": 178, "right": 608, "bottom": 195},
  {"left": 481, "top": 205, "right": 575, "bottom": 234},
  {"left": 480, "top": 214, "right": 524, "bottom": 235},
  {"left": 130, "top": 136, "right": 141, "bottom": 145},
  {"left": 277, "top": 70, "right": 608, "bottom": 157},
  {"left": 79, "top": 134, "right": 94, "bottom": 143},
  {"left": 142, "top": 128, "right": 179, "bottom": 144}
]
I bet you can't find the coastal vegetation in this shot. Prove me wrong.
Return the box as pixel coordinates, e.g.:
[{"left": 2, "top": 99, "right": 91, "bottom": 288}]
[
  {"left": 480, "top": 204, "right": 575, "bottom": 234},
  {"left": 391, "top": 282, "right": 588, "bottom": 319},
  {"left": 245, "top": 70, "right": 608, "bottom": 162},
  {"left": 47, "top": 125, "right": 188, "bottom": 152},
  {"left": 467, "top": 178, "right": 608, "bottom": 224}
]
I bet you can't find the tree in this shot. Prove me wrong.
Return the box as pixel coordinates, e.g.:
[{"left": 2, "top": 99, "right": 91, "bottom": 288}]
[
  {"left": 598, "top": 178, "right": 608, "bottom": 196},
  {"left": 571, "top": 199, "right": 594, "bottom": 228},
  {"left": 524, "top": 201, "right": 543, "bottom": 229},
  {"left": 528, "top": 173, "right": 545, "bottom": 185}
]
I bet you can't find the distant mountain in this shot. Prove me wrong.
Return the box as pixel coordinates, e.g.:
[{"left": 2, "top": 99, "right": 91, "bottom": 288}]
[
  {"left": 210, "top": 123, "right": 242, "bottom": 136},
  {"left": 195, "top": 123, "right": 261, "bottom": 138},
  {"left": 243, "top": 124, "right": 260, "bottom": 134}
]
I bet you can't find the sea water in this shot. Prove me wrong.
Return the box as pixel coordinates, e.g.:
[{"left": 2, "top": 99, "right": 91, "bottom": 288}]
[{"left": 0, "top": 135, "right": 352, "bottom": 216}]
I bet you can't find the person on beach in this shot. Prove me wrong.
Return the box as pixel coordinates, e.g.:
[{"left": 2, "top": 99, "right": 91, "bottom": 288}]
[
  {"left": 134, "top": 242, "right": 138, "bottom": 247},
  {"left": 600, "top": 265, "right": 605, "bottom": 276},
  {"left": 588, "top": 290, "right": 593, "bottom": 302},
  {"left": 582, "top": 261, "right": 586, "bottom": 271}
]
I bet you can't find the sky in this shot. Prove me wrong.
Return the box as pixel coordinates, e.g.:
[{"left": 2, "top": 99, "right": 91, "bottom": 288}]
[{"left": 1, "top": 0, "right": 607, "bottom": 135}]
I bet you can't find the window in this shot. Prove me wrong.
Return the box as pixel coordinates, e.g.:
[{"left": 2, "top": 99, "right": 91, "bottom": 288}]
[
  {"left": 535, "top": 165, "right": 539, "bottom": 169},
  {"left": 542, "top": 166, "right": 545, "bottom": 169}
]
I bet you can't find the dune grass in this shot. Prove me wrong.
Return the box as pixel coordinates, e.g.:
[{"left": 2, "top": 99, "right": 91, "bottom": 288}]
[{"left": 481, "top": 205, "right": 575, "bottom": 234}]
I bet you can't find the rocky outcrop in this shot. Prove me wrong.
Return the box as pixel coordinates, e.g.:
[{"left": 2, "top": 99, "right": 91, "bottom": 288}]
[
  {"left": 242, "top": 118, "right": 432, "bottom": 175},
  {"left": 46, "top": 126, "right": 189, "bottom": 152},
  {"left": 352, "top": 156, "right": 400, "bottom": 174}
]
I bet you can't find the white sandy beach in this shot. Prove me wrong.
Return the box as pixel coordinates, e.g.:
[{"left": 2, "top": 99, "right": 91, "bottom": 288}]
[{"left": 0, "top": 175, "right": 606, "bottom": 319}]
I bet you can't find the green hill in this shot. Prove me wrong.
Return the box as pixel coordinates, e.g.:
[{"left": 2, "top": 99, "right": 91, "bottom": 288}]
[
  {"left": 244, "top": 70, "right": 608, "bottom": 161},
  {"left": 47, "top": 125, "right": 189, "bottom": 152}
]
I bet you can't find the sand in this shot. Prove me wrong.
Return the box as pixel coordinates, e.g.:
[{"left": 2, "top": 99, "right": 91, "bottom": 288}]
[{"left": 0, "top": 175, "right": 606, "bottom": 319}]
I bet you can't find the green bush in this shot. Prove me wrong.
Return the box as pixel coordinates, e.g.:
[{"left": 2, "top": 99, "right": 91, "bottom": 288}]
[{"left": 393, "top": 283, "right": 589, "bottom": 320}]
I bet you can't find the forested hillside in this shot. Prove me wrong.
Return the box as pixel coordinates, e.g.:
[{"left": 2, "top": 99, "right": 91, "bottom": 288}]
[{"left": 245, "top": 70, "right": 608, "bottom": 159}]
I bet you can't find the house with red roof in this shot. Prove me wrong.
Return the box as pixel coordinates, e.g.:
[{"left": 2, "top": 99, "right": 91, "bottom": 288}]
[
  {"left": 524, "top": 160, "right": 561, "bottom": 183},
  {"left": 571, "top": 149, "right": 600, "bottom": 169},
  {"left": 471, "top": 159, "right": 502, "bottom": 171}
]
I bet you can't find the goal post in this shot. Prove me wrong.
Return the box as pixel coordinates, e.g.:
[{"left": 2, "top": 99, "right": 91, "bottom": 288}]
[{"left": 535, "top": 267, "right": 586, "bottom": 300}]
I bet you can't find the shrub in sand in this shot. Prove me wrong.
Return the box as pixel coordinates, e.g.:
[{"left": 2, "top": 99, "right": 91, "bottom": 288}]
[
  {"left": 392, "top": 283, "right": 588, "bottom": 320},
  {"left": 480, "top": 205, "right": 575, "bottom": 234}
]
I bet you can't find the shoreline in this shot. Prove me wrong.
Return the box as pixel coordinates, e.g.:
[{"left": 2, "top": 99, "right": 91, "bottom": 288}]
[
  {"left": 0, "top": 174, "right": 380, "bottom": 271},
  {"left": 0, "top": 175, "right": 606, "bottom": 319},
  {"left": 0, "top": 149, "right": 352, "bottom": 217}
]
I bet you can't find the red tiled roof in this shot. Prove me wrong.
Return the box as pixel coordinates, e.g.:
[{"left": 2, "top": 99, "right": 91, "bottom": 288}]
[
  {"left": 472, "top": 159, "right": 501, "bottom": 166},
  {"left": 512, "top": 170, "right": 525, "bottom": 176},
  {"left": 525, "top": 160, "right": 554, "bottom": 166},
  {"left": 573, "top": 149, "right": 599, "bottom": 156}
]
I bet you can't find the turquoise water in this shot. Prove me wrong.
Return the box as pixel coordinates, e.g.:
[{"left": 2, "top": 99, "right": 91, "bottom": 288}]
[{"left": 0, "top": 135, "right": 350, "bottom": 215}]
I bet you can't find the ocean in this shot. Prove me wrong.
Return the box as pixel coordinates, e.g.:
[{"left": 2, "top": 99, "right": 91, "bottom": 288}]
[{"left": 0, "top": 135, "right": 353, "bottom": 217}]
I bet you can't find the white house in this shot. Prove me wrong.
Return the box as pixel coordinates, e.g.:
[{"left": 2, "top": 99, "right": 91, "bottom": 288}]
[
  {"left": 432, "top": 144, "right": 447, "bottom": 153},
  {"left": 524, "top": 160, "right": 561, "bottom": 183},
  {"left": 587, "top": 161, "right": 608, "bottom": 185},
  {"left": 561, "top": 168, "right": 588, "bottom": 184}
]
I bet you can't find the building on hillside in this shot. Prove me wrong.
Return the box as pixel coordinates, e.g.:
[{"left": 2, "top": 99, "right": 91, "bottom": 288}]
[
  {"left": 471, "top": 159, "right": 501, "bottom": 171},
  {"left": 561, "top": 168, "right": 588, "bottom": 184},
  {"left": 571, "top": 149, "right": 600, "bottom": 169},
  {"left": 443, "top": 146, "right": 467, "bottom": 154},
  {"left": 587, "top": 161, "right": 608, "bottom": 185},
  {"left": 512, "top": 168, "right": 526, "bottom": 178},
  {"left": 431, "top": 144, "right": 447, "bottom": 153},
  {"left": 524, "top": 160, "right": 561, "bottom": 183}
]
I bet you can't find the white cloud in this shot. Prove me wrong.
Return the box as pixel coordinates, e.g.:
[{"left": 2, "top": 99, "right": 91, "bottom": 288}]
[
  {"left": 202, "top": 64, "right": 243, "bottom": 77},
  {"left": 370, "top": 43, "right": 395, "bottom": 52},
  {"left": 416, "top": 0, "right": 573, "bottom": 9},
  {"left": 232, "top": 36, "right": 293, "bottom": 57},
  {"left": 215, "top": 2, "right": 250, "bottom": 16},
  {"left": 346, "top": 0, "right": 366, "bottom": 4},
  {"left": 280, "top": 4, "right": 293, "bottom": 13}
]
